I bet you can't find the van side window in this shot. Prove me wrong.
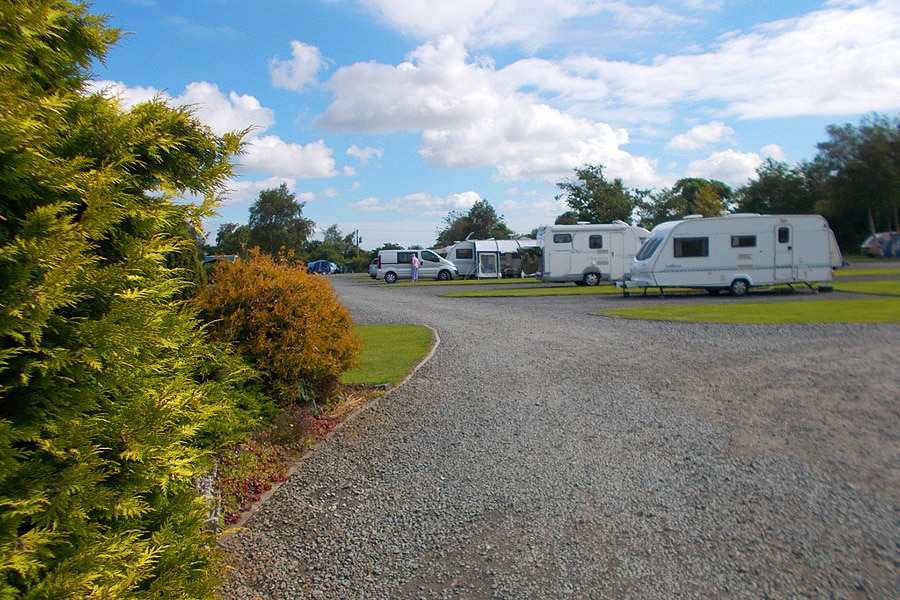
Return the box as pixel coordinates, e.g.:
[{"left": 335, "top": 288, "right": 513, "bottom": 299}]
[
  {"left": 777, "top": 227, "right": 790, "bottom": 244},
  {"left": 456, "top": 248, "right": 473, "bottom": 259},
  {"left": 397, "top": 252, "right": 414, "bottom": 264},
  {"left": 731, "top": 235, "right": 757, "bottom": 248},
  {"left": 588, "top": 235, "right": 603, "bottom": 249},
  {"left": 553, "top": 233, "right": 572, "bottom": 243},
  {"left": 673, "top": 237, "right": 709, "bottom": 257},
  {"left": 422, "top": 250, "right": 440, "bottom": 262}
]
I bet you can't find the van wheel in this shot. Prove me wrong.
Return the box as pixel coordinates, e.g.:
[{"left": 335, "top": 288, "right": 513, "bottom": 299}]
[
  {"left": 437, "top": 269, "right": 451, "bottom": 281},
  {"left": 729, "top": 279, "right": 749, "bottom": 296},
  {"left": 384, "top": 272, "right": 398, "bottom": 284},
  {"left": 583, "top": 272, "right": 601, "bottom": 286}
]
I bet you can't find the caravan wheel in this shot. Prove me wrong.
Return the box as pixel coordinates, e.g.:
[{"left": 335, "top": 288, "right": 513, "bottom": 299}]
[
  {"left": 729, "top": 279, "right": 749, "bottom": 296},
  {"left": 583, "top": 272, "right": 601, "bottom": 286}
]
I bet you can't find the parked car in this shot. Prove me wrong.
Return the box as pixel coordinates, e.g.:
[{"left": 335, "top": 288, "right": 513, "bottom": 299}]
[
  {"left": 860, "top": 231, "right": 900, "bottom": 257},
  {"left": 306, "top": 259, "right": 338, "bottom": 274},
  {"left": 368, "top": 259, "right": 378, "bottom": 278}
]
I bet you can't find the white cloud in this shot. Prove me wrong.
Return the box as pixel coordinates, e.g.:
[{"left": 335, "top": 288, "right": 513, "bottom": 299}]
[
  {"left": 238, "top": 136, "right": 338, "bottom": 179},
  {"left": 269, "top": 41, "right": 326, "bottom": 90},
  {"left": 540, "top": 0, "right": 900, "bottom": 121},
  {"left": 686, "top": 149, "right": 763, "bottom": 188},
  {"left": 319, "top": 37, "right": 658, "bottom": 186},
  {"left": 347, "top": 144, "right": 384, "bottom": 163},
  {"left": 349, "top": 190, "right": 483, "bottom": 215},
  {"left": 88, "top": 79, "right": 341, "bottom": 181},
  {"left": 666, "top": 121, "right": 735, "bottom": 150},
  {"left": 177, "top": 81, "right": 276, "bottom": 135},
  {"left": 356, "top": 0, "right": 688, "bottom": 49}
]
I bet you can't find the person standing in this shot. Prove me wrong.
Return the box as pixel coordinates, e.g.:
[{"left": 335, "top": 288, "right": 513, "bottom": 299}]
[{"left": 411, "top": 253, "right": 420, "bottom": 282}]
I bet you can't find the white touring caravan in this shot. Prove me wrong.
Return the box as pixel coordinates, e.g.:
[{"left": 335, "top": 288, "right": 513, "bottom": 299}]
[
  {"left": 444, "top": 238, "right": 539, "bottom": 279},
  {"left": 622, "top": 213, "right": 843, "bottom": 296},
  {"left": 537, "top": 222, "right": 651, "bottom": 286}
]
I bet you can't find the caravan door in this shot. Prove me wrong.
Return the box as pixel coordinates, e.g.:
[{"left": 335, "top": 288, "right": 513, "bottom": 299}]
[{"left": 775, "top": 224, "right": 794, "bottom": 280}]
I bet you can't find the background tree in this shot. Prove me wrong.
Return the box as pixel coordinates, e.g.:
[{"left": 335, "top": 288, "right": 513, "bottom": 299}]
[
  {"left": 214, "top": 222, "right": 250, "bottom": 255},
  {"left": 0, "top": 2, "right": 251, "bottom": 596},
  {"left": 436, "top": 199, "right": 513, "bottom": 246},
  {"left": 640, "top": 178, "right": 732, "bottom": 228},
  {"left": 248, "top": 183, "right": 314, "bottom": 256},
  {"left": 810, "top": 114, "right": 900, "bottom": 250},
  {"left": 736, "top": 158, "right": 818, "bottom": 214},
  {"left": 555, "top": 164, "right": 643, "bottom": 225}
]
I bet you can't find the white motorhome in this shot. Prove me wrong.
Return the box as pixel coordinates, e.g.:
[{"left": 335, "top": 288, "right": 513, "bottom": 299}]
[
  {"left": 444, "top": 238, "right": 539, "bottom": 279},
  {"left": 374, "top": 248, "right": 458, "bottom": 283},
  {"left": 622, "top": 213, "right": 843, "bottom": 295},
  {"left": 536, "top": 222, "right": 650, "bottom": 286}
]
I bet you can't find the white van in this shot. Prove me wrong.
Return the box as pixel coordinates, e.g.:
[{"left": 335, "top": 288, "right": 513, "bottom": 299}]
[
  {"left": 375, "top": 249, "right": 458, "bottom": 283},
  {"left": 622, "top": 213, "right": 842, "bottom": 295},
  {"left": 536, "top": 222, "right": 650, "bottom": 285}
]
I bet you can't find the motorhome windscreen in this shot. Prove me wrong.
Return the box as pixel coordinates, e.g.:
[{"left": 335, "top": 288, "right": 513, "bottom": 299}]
[
  {"left": 674, "top": 237, "right": 709, "bottom": 257},
  {"left": 635, "top": 237, "right": 662, "bottom": 260}
]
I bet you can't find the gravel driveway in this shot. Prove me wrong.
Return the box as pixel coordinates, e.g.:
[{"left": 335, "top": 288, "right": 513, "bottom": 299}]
[{"left": 220, "top": 277, "right": 899, "bottom": 599}]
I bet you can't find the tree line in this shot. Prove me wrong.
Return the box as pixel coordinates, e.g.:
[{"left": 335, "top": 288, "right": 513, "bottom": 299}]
[{"left": 553, "top": 113, "right": 900, "bottom": 253}]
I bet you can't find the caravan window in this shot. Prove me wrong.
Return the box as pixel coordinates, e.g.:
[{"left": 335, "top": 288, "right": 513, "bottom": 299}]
[
  {"left": 589, "top": 235, "right": 603, "bottom": 249},
  {"left": 455, "top": 248, "right": 473, "bottom": 259},
  {"left": 731, "top": 235, "right": 757, "bottom": 248},
  {"left": 778, "top": 227, "right": 790, "bottom": 244},
  {"left": 553, "top": 233, "right": 572, "bottom": 244},
  {"left": 635, "top": 237, "right": 662, "bottom": 261},
  {"left": 674, "top": 237, "right": 709, "bottom": 257}
]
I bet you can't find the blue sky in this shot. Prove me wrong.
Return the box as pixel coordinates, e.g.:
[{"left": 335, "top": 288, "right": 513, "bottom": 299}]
[{"left": 88, "top": 0, "right": 900, "bottom": 249}]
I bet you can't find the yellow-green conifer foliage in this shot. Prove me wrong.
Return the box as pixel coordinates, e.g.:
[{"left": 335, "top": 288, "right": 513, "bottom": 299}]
[
  {"left": 195, "top": 249, "right": 362, "bottom": 406},
  {"left": 0, "top": 2, "right": 250, "bottom": 597}
]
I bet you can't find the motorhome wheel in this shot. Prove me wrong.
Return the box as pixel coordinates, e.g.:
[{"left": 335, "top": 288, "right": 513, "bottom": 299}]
[{"left": 583, "top": 272, "right": 601, "bottom": 286}]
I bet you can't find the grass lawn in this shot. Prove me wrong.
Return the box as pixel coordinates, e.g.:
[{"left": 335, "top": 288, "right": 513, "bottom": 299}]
[
  {"left": 597, "top": 297, "right": 900, "bottom": 323},
  {"left": 341, "top": 324, "right": 434, "bottom": 386},
  {"left": 445, "top": 284, "right": 623, "bottom": 297}
]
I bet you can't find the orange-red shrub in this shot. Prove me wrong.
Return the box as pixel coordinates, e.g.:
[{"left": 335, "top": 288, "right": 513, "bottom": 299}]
[{"left": 193, "top": 248, "right": 361, "bottom": 406}]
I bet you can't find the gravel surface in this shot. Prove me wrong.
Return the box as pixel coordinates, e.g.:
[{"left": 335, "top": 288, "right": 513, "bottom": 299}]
[{"left": 219, "top": 277, "right": 899, "bottom": 599}]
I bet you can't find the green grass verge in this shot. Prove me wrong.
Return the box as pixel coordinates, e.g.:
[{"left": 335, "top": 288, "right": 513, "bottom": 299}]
[
  {"left": 341, "top": 324, "right": 434, "bottom": 386},
  {"left": 834, "top": 268, "right": 900, "bottom": 277},
  {"left": 597, "top": 297, "right": 900, "bottom": 323},
  {"left": 445, "top": 284, "right": 624, "bottom": 297},
  {"left": 830, "top": 280, "right": 900, "bottom": 295}
]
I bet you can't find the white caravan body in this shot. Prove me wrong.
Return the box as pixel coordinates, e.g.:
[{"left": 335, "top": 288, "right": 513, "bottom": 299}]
[
  {"left": 537, "top": 222, "right": 651, "bottom": 286},
  {"left": 626, "top": 214, "right": 842, "bottom": 295},
  {"left": 444, "top": 238, "right": 539, "bottom": 279}
]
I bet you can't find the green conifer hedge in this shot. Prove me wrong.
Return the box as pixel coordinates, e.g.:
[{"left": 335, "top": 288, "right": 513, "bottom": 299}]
[{"left": 0, "top": 2, "right": 255, "bottom": 596}]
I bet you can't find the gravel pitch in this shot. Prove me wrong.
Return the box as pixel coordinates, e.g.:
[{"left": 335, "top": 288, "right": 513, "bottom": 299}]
[{"left": 219, "top": 277, "right": 899, "bottom": 599}]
